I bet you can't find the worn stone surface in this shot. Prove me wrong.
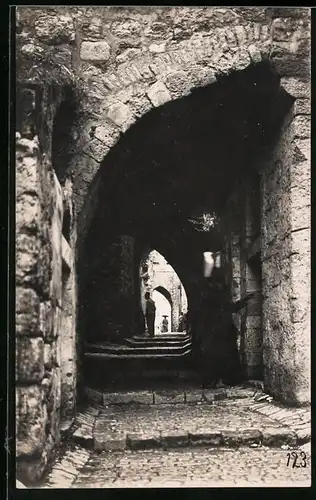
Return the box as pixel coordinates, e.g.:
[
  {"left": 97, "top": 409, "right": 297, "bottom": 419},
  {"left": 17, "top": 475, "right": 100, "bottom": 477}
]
[
  {"left": 41, "top": 446, "right": 311, "bottom": 488},
  {"left": 16, "top": 90, "right": 77, "bottom": 485},
  {"left": 72, "top": 397, "right": 309, "bottom": 452},
  {"left": 80, "top": 41, "right": 111, "bottom": 61}
]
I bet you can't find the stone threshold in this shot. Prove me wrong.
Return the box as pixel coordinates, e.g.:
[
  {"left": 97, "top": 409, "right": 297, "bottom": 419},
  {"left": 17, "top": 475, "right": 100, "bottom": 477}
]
[
  {"left": 73, "top": 425, "right": 307, "bottom": 453},
  {"left": 85, "top": 386, "right": 256, "bottom": 406}
]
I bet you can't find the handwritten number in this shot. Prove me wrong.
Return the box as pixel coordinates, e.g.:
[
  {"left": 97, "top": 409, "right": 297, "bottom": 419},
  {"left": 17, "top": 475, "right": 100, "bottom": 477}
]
[
  {"left": 286, "top": 453, "right": 291, "bottom": 467},
  {"left": 300, "top": 451, "right": 307, "bottom": 468}
]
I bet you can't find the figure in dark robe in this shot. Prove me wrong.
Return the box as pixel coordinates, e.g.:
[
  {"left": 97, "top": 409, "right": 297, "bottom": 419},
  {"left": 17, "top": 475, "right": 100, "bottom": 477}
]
[
  {"left": 197, "top": 269, "right": 253, "bottom": 387},
  {"left": 145, "top": 292, "right": 156, "bottom": 337}
]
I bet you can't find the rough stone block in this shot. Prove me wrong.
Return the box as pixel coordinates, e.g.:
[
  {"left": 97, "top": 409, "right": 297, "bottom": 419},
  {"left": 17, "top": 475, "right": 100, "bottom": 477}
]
[
  {"left": 16, "top": 287, "right": 41, "bottom": 336},
  {"left": 16, "top": 153, "right": 40, "bottom": 198},
  {"left": 16, "top": 337, "right": 44, "bottom": 383},
  {"left": 245, "top": 45, "right": 260, "bottom": 64},
  {"left": 271, "top": 17, "right": 300, "bottom": 42},
  {"left": 262, "top": 427, "right": 297, "bottom": 447},
  {"left": 80, "top": 41, "right": 111, "bottom": 61},
  {"left": 280, "top": 77, "right": 310, "bottom": 99},
  {"left": 106, "top": 102, "right": 134, "bottom": 128},
  {"left": 16, "top": 385, "right": 45, "bottom": 457},
  {"left": 44, "top": 343, "right": 52, "bottom": 370},
  {"left": 185, "top": 390, "right": 203, "bottom": 403},
  {"left": 154, "top": 390, "right": 184, "bottom": 404},
  {"left": 94, "top": 123, "right": 120, "bottom": 148},
  {"left": 16, "top": 193, "right": 41, "bottom": 234},
  {"left": 50, "top": 367, "right": 62, "bottom": 412},
  {"left": 94, "top": 434, "right": 127, "bottom": 451},
  {"left": 295, "top": 425, "right": 311, "bottom": 444},
  {"left": 127, "top": 433, "right": 162, "bottom": 450},
  {"left": 72, "top": 427, "right": 94, "bottom": 449},
  {"left": 290, "top": 115, "right": 310, "bottom": 139},
  {"left": 16, "top": 233, "right": 40, "bottom": 285},
  {"left": 164, "top": 70, "right": 192, "bottom": 98},
  {"left": 203, "top": 389, "right": 227, "bottom": 402},
  {"left": 35, "top": 14, "right": 75, "bottom": 44},
  {"left": 293, "top": 98, "right": 310, "bottom": 115},
  {"left": 189, "top": 431, "right": 223, "bottom": 446},
  {"left": 147, "top": 81, "right": 171, "bottom": 107},
  {"left": 160, "top": 430, "right": 189, "bottom": 448},
  {"left": 116, "top": 48, "right": 141, "bottom": 64},
  {"left": 39, "top": 301, "right": 53, "bottom": 341},
  {"left": 222, "top": 429, "right": 262, "bottom": 446}
]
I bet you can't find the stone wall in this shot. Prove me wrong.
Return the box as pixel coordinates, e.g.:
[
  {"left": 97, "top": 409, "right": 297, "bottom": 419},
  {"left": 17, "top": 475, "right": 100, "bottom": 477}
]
[
  {"left": 221, "top": 77, "right": 311, "bottom": 405},
  {"left": 16, "top": 86, "right": 77, "bottom": 484},
  {"left": 78, "top": 234, "right": 136, "bottom": 343},
  {"left": 261, "top": 83, "right": 310, "bottom": 405},
  {"left": 16, "top": 7, "right": 311, "bottom": 247},
  {"left": 221, "top": 175, "right": 263, "bottom": 381}
]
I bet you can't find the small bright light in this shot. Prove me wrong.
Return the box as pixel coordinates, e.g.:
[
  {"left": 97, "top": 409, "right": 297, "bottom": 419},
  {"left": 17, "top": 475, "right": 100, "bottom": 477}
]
[{"left": 203, "top": 252, "right": 214, "bottom": 278}]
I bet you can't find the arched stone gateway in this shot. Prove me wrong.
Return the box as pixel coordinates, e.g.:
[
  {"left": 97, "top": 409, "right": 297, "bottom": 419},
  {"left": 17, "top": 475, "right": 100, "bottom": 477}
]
[{"left": 15, "top": 7, "right": 310, "bottom": 485}]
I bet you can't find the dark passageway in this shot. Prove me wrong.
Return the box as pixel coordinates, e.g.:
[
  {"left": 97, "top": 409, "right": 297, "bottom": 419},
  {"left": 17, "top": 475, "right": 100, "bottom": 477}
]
[{"left": 77, "top": 61, "right": 293, "bottom": 392}]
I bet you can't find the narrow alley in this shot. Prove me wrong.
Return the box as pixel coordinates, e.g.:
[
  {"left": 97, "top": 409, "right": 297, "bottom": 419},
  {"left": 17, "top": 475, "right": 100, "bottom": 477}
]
[{"left": 15, "top": 6, "right": 311, "bottom": 490}]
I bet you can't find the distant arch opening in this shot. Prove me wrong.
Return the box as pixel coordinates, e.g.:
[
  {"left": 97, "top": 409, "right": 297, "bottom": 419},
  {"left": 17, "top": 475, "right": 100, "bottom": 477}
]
[{"left": 139, "top": 249, "right": 188, "bottom": 332}]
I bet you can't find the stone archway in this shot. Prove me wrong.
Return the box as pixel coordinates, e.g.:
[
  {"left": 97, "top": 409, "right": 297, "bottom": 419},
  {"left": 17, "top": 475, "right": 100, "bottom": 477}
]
[{"left": 15, "top": 7, "right": 311, "bottom": 487}]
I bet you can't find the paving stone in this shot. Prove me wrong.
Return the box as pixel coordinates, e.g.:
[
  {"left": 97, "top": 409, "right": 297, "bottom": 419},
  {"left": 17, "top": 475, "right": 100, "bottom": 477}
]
[
  {"left": 63, "top": 447, "right": 311, "bottom": 488},
  {"left": 160, "top": 430, "right": 189, "bottom": 448},
  {"left": 127, "top": 433, "right": 163, "bottom": 450},
  {"left": 185, "top": 389, "right": 203, "bottom": 403},
  {"left": 154, "top": 390, "right": 185, "bottom": 404},
  {"left": 203, "top": 389, "right": 226, "bottom": 402},
  {"left": 226, "top": 388, "right": 254, "bottom": 399},
  {"left": 103, "top": 391, "right": 154, "bottom": 405},
  {"left": 262, "top": 428, "right": 297, "bottom": 447},
  {"left": 295, "top": 426, "right": 311, "bottom": 443},
  {"left": 189, "top": 430, "right": 222, "bottom": 447},
  {"left": 221, "top": 429, "right": 262, "bottom": 447},
  {"left": 72, "top": 427, "right": 94, "bottom": 449},
  {"left": 53, "top": 463, "right": 78, "bottom": 476},
  {"left": 94, "top": 433, "right": 126, "bottom": 451}
]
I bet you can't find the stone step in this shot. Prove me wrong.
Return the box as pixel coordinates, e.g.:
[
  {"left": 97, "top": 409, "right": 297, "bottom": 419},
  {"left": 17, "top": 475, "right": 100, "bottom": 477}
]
[
  {"left": 125, "top": 339, "right": 191, "bottom": 347},
  {"left": 85, "top": 340, "right": 192, "bottom": 355},
  {"left": 84, "top": 348, "right": 192, "bottom": 359}
]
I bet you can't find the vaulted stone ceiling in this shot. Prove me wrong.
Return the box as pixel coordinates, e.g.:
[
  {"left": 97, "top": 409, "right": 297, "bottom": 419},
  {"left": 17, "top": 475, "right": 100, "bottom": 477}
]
[{"left": 87, "top": 62, "right": 292, "bottom": 242}]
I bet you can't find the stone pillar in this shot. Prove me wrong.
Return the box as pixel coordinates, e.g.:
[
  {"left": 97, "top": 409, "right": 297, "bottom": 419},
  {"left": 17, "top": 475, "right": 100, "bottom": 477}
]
[
  {"left": 261, "top": 77, "right": 310, "bottom": 404},
  {"left": 240, "top": 179, "right": 263, "bottom": 380}
]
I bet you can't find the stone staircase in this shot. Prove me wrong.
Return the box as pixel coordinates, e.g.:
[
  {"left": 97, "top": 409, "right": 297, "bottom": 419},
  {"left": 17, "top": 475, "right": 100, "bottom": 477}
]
[{"left": 83, "top": 332, "right": 195, "bottom": 390}]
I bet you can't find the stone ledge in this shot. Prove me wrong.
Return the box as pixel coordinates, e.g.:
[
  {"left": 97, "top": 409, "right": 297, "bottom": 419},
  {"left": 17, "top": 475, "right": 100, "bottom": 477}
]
[
  {"left": 103, "top": 391, "right": 154, "bottom": 405},
  {"left": 94, "top": 433, "right": 126, "bottom": 452},
  {"left": 72, "top": 427, "right": 94, "bottom": 449},
  {"left": 127, "top": 433, "right": 162, "bottom": 450}
]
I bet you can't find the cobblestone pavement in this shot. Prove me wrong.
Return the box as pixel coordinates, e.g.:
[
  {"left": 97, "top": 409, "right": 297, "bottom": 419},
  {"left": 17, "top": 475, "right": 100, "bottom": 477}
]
[
  {"left": 42, "top": 445, "right": 311, "bottom": 488},
  {"left": 39, "top": 386, "right": 311, "bottom": 489},
  {"left": 72, "top": 395, "right": 310, "bottom": 451}
]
